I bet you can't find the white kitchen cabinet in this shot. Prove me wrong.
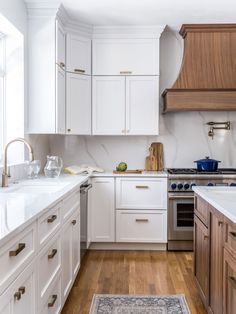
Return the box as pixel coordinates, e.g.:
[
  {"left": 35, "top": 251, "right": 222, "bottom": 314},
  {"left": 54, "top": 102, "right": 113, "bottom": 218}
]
[
  {"left": 40, "top": 273, "right": 61, "bottom": 314},
  {"left": 66, "top": 34, "right": 91, "bottom": 74},
  {"left": 0, "top": 261, "right": 36, "bottom": 314},
  {"left": 28, "top": 15, "right": 66, "bottom": 134},
  {"left": 90, "top": 178, "right": 115, "bottom": 242},
  {"left": 92, "top": 38, "right": 159, "bottom": 75},
  {"left": 116, "top": 178, "right": 167, "bottom": 210},
  {"left": 116, "top": 210, "right": 167, "bottom": 243},
  {"left": 126, "top": 76, "right": 159, "bottom": 135},
  {"left": 66, "top": 73, "right": 91, "bottom": 135},
  {"left": 92, "top": 76, "right": 126, "bottom": 135},
  {"left": 92, "top": 76, "right": 159, "bottom": 135},
  {"left": 61, "top": 209, "right": 80, "bottom": 304}
]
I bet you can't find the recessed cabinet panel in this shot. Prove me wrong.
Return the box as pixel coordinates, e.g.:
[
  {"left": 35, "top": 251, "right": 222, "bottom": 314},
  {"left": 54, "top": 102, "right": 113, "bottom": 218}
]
[
  {"left": 92, "top": 76, "right": 125, "bottom": 135},
  {"left": 56, "top": 20, "right": 66, "bottom": 69},
  {"left": 93, "top": 38, "right": 159, "bottom": 75},
  {"left": 66, "top": 34, "right": 91, "bottom": 74},
  {"left": 56, "top": 65, "right": 66, "bottom": 134},
  {"left": 126, "top": 76, "right": 159, "bottom": 135},
  {"left": 66, "top": 73, "right": 91, "bottom": 135}
]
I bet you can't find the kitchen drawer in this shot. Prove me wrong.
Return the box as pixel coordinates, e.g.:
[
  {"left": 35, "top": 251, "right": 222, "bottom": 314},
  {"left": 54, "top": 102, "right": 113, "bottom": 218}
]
[
  {"left": 38, "top": 202, "right": 61, "bottom": 249},
  {"left": 224, "top": 219, "right": 236, "bottom": 258},
  {"left": 0, "top": 222, "right": 36, "bottom": 295},
  {"left": 116, "top": 210, "right": 167, "bottom": 243},
  {"left": 116, "top": 178, "right": 167, "bottom": 209},
  {"left": 194, "top": 195, "right": 209, "bottom": 227},
  {"left": 38, "top": 233, "right": 61, "bottom": 305},
  {"left": 40, "top": 273, "right": 61, "bottom": 314},
  {"left": 61, "top": 190, "right": 80, "bottom": 222}
]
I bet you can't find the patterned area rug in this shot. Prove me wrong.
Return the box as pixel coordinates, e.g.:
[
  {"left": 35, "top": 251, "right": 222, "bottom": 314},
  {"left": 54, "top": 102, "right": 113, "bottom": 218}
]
[{"left": 89, "top": 294, "right": 190, "bottom": 314}]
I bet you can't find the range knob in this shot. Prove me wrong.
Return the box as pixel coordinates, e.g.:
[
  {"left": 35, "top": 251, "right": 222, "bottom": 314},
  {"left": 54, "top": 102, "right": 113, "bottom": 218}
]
[
  {"left": 230, "top": 183, "right": 236, "bottom": 186},
  {"left": 171, "top": 183, "right": 177, "bottom": 190},
  {"left": 184, "top": 183, "right": 190, "bottom": 190},
  {"left": 207, "top": 183, "right": 214, "bottom": 186},
  {"left": 191, "top": 183, "right": 196, "bottom": 188},
  {"left": 177, "top": 183, "right": 183, "bottom": 190}
]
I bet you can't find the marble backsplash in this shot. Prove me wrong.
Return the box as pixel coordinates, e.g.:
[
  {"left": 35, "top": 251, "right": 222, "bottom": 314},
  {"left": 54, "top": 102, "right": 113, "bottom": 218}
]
[{"left": 48, "top": 28, "right": 236, "bottom": 170}]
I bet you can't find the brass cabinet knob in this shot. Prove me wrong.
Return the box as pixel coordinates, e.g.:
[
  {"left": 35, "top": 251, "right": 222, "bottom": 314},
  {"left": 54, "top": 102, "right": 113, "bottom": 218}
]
[{"left": 14, "top": 291, "right": 21, "bottom": 301}]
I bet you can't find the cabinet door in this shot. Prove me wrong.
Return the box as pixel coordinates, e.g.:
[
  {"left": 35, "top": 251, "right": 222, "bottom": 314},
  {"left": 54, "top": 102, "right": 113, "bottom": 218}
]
[
  {"left": 61, "top": 219, "right": 72, "bottom": 302},
  {"left": 90, "top": 178, "right": 115, "bottom": 242},
  {"left": 0, "top": 262, "right": 36, "bottom": 314},
  {"left": 209, "top": 209, "right": 224, "bottom": 314},
  {"left": 71, "top": 211, "right": 80, "bottom": 277},
  {"left": 92, "top": 76, "right": 125, "bottom": 135},
  {"left": 194, "top": 215, "right": 209, "bottom": 307},
  {"left": 66, "top": 34, "right": 91, "bottom": 74},
  {"left": 66, "top": 73, "right": 91, "bottom": 135},
  {"left": 56, "top": 19, "right": 66, "bottom": 69},
  {"left": 93, "top": 38, "right": 159, "bottom": 75},
  {"left": 55, "top": 65, "right": 66, "bottom": 134},
  {"left": 223, "top": 248, "right": 236, "bottom": 314},
  {"left": 126, "top": 76, "right": 159, "bottom": 135}
]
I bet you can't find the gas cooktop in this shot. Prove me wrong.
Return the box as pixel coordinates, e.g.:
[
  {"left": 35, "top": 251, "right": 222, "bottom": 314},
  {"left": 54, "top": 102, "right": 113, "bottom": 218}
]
[{"left": 167, "top": 168, "right": 236, "bottom": 175}]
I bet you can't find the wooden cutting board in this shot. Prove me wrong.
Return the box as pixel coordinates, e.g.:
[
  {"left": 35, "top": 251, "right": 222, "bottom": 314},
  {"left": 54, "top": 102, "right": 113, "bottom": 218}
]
[
  {"left": 145, "top": 147, "right": 158, "bottom": 171},
  {"left": 113, "top": 170, "right": 142, "bottom": 174},
  {"left": 151, "top": 142, "right": 164, "bottom": 171}
]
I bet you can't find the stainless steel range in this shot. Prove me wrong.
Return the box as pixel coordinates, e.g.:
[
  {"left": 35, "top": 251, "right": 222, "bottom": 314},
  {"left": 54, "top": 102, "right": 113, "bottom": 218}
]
[{"left": 167, "top": 168, "right": 236, "bottom": 251}]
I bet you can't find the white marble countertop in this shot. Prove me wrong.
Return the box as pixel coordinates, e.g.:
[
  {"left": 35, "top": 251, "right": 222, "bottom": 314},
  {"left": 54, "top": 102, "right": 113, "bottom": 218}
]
[
  {"left": 193, "top": 186, "right": 236, "bottom": 223},
  {"left": 0, "top": 174, "right": 90, "bottom": 246},
  {"left": 92, "top": 170, "right": 168, "bottom": 177}
]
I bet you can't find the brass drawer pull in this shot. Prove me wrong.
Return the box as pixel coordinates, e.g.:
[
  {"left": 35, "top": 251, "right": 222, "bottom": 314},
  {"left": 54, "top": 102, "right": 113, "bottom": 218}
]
[
  {"left": 136, "top": 219, "right": 149, "bottom": 222},
  {"left": 48, "top": 294, "right": 57, "bottom": 307},
  {"left": 72, "top": 220, "right": 77, "bottom": 225},
  {"left": 204, "top": 235, "right": 209, "bottom": 240},
  {"left": 136, "top": 185, "right": 149, "bottom": 189},
  {"left": 218, "top": 221, "right": 223, "bottom": 226},
  {"left": 9, "top": 243, "right": 26, "bottom": 257},
  {"left": 228, "top": 276, "right": 236, "bottom": 289},
  {"left": 120, "top": 71, "right": 132, "bottom": 75},
  {"left": 14, "top": 291, "right": 21, "bottom": 301},
  {"left": 18, "top": 286, "right": 25, "bottom": 294},
  {"left": 74, "top": 69, "right": 85, "bottom": 73},
  {"left": 229, "top": 231, "right": 236, "bottom": 241},
  {"left": 48, "top": 249, "right": 57, "bottom": 259},
  {"left": 47, "top": 215, "right": 57, "bottom": 223}
]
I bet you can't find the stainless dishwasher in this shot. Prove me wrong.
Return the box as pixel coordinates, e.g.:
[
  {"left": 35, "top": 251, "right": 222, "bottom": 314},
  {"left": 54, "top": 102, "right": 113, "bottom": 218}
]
[{"left": 80, "top": 181, "right": 92, "bottom": 262}]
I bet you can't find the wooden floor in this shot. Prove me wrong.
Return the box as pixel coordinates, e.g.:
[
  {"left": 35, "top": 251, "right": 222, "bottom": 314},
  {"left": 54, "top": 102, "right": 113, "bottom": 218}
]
[{"left": 62, "top": 250, "right": 207, "bottom": 314}]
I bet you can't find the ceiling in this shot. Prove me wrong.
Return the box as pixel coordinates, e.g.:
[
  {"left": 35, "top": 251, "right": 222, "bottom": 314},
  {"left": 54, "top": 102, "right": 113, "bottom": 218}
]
[{"left": 57, "top": 0, "right": 236, "bottom": 28}]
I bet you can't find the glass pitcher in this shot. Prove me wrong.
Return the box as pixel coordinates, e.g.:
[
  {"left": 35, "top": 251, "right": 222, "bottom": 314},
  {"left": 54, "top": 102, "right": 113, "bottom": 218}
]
[{"left": 44, "top": 156, "right": 63, "bottom": 178}]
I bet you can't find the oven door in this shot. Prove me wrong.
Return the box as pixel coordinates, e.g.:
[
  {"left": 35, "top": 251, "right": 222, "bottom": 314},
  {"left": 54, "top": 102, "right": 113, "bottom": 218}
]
[{"left": 168, "top": 193, "right": 194, "bottom": 241}]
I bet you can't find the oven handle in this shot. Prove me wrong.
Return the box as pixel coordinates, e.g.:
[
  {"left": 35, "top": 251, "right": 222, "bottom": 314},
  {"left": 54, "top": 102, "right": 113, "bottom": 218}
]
[{"left": 168, "top": 195, "right": 194, "bottom": 200}]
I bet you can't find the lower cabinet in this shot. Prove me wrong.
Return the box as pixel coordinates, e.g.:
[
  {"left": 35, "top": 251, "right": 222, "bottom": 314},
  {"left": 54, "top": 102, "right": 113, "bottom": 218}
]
[
  {"left": 116, "top": 210, "right": 167, "bottom": 243},
  {"left": 0, "top": 261, "right": 36, "bottom": 314},
  {"left": 40, "top": 273, "right": 61, "bottom": 314},
  {"left": 90, "top": 178, "right": 115, "bottom": 242},
  {"left": 223, "top": 248, "right": 236, "bottom": 314},
  {"left": 61, "top": 210, "right": 80, "bottom": 304}
]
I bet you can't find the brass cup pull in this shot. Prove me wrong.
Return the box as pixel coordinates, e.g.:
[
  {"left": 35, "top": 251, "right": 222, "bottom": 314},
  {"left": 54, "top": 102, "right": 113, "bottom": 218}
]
[
  {"left": 136, "top": 219, "right": 149, "bottom": 222},
  {"left": 18, "top": 286, "right": 25, "bottom": 294},
  {"left": 229, "top": 231, "right": 236, "bottom": 241},
  {"left": 48, "top": 249, "right": 57, "bottom": 259},
  {"left": 47, "top": 215, "right": 57, "bottom": 223},
  {"left": 9, "top": 243, "right": 26, "bottom": 257},
  {"left": 228, "top": 276, "right": 236, "bottom": 289},
  {"left": 14, "top": 291, "right": 21, "bottom": 301},
  {"left": 120, "top": 71, "right": 132, "bottom": 75},
  {"left": 136, "top": 185, "right": 149, "bottom": 189},
  {"left": 48, "top": 294, "right": 57, "bottom": 307},
  {"left": 218, "top": 221, "right": 223, "bottom": 226},
  {"left": 72, "top": 220, "right": 76, "bottom": 225},
  {"left": 74, "top": 69, "right": 85, "bottom": 73}
]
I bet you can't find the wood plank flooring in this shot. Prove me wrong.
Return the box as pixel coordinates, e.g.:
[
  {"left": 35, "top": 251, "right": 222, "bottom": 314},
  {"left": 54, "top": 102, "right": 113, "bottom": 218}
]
[{"left": 62, "top": 250, "right": 207, "bottom": 314}]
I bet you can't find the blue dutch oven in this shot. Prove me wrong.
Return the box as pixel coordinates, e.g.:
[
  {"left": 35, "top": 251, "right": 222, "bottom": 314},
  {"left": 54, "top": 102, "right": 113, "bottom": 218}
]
[{"left": 194, "top": 156, "right": 221, "bottom": 172}]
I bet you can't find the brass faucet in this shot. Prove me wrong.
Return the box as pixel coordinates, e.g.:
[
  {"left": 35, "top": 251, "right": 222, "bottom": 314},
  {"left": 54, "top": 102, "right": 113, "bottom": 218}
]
[{"left": 2, "top": 138, "right": 34, "bottom": 187}]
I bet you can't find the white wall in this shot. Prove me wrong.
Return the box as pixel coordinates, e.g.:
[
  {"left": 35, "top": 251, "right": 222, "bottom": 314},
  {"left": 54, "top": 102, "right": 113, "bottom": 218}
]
[{"left": 49, "top": 27, "right": 236, "bottom": 170}]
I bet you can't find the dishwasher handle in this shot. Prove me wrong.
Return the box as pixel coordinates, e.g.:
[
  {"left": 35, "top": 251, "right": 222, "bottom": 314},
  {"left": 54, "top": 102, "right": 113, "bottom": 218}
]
[{"left": 80, "top": 183, "right": 92, "bottom": 194}]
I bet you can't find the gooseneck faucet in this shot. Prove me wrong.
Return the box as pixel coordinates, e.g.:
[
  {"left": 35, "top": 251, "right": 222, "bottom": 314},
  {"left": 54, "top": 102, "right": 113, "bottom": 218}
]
[{"left": 2, "top": 138, "right": 34, "bottom": 187}]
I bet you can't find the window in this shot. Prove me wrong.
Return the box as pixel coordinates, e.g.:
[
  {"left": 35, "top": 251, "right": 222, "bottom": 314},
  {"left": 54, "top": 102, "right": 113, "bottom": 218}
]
[{"left": 0, "top": 13, "right": 24, "bottom": 164}]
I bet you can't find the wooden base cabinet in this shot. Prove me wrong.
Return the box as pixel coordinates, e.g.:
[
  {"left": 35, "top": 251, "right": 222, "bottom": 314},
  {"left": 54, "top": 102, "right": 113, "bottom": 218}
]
[{"left": 223, "top": 248, "right": 236, "bottom": 314}]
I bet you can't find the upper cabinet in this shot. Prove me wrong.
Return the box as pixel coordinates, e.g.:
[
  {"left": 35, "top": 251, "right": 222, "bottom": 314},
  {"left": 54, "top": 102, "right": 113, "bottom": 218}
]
[
  {"left": 66, "top": 34, "right": 91, "bottom": 75},
  {"left": 56, "top": 20, "right": 66, "bottom": 69},
  {"left": 92, "top": 38, "right": 159, "bottom": 75}
]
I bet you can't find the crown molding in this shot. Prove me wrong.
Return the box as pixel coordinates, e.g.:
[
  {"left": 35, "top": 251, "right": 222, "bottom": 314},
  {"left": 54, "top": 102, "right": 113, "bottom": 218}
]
[{"left": 25, "top": 1, "right": 61, "bottom": 18}]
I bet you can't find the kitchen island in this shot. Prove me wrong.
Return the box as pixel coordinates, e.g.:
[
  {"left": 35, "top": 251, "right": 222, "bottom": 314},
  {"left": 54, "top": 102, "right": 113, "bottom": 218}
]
[{"left": 193, "top": 186, "right": 236, "bottom": 314}]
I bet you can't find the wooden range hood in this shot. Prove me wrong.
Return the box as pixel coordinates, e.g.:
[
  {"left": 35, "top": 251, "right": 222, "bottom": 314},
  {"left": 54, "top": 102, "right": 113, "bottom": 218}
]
[{"left": 163, "top": 24, "right": 236, "bottom": 112}]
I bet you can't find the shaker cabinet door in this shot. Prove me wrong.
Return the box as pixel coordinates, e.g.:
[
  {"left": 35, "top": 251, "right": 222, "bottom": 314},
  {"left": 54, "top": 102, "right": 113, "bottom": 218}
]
[
  {"left": 56, "top": 65, "right": 66, "bottom": 134},
  {"left": 56, "top": 20, "right": 66, "bottom": 69}
]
